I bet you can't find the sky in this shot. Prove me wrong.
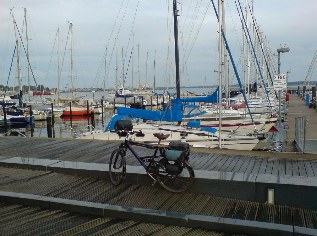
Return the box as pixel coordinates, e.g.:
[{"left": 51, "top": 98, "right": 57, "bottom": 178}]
[{"left": 0, "top": 0, "right": 317, "bottom": 90}]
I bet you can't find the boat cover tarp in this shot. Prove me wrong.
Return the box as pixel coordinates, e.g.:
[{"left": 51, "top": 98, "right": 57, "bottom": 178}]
[
  {"left": 183, "top": 104, "right": 206, "bottom": 118},
  {"left": 181, "top": 87, "right": 219, "bottom": 103},
  {"left": 201, "top": 127, "right": 218, "bottom": 134},
  {"left": 105, "top": 114, "right": 129, "bottom": 131},
  {"left": 116, "top": 98, "right": 183, "bottom": 122}
]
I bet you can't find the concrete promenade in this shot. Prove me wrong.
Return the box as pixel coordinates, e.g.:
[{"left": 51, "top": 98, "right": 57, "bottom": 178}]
[{"left": 285, "top": 93, "right": 317, "bottom": 153}]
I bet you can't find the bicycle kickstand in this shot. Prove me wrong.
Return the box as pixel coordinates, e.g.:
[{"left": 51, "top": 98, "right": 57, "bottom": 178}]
[{"left": 147, "top": 173, "right": 157, "bottom": 186}]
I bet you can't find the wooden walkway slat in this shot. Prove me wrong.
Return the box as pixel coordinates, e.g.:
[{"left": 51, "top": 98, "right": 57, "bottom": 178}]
[
  {"left": 225, "top": 156, "right": 241, "bottom": 172},
  {"left": 0, "top": 137, "right": 316, "bottom": 179},
  {"left": 258, "top": 159, "right": 268, "bottom": 175},
  {"left": 198, "top": 153, "right": 219, "bottom": 170},
  {"left": 285, "top": 159, "right": 293, "bottom": 176},
  {"left": 237, "top": 156, "right": 251, "bottom": 173},
  {"left": 205, "top": 153, "right": 223, "bottom": 171},
  {"left": 305, "top": 161, "right": 316, "bottom": 177}
]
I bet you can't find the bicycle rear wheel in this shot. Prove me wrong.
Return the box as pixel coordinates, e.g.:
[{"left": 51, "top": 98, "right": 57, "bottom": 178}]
[
  {"left": 109, "top": 148, "right": 126, "bottom": 186},
  {"left": 156, "top": 161, "right": 194, "bottom": 193}
]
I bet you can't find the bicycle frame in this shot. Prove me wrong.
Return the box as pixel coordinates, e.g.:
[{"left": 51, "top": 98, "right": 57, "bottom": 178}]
[
  {"left": 120, "top": 138, "right": 163, "bottom": 170},
  {"left": 109, "top": 131, "right": 195, "bottom": 193}
]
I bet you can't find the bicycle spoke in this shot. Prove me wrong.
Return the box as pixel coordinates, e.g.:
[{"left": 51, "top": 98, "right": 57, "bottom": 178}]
[
  {"left": 109, "top": 148, "right": 126, "bottom": 186},
  {"left": 156, "top": 162, "right": 194, "bottom": 193}
]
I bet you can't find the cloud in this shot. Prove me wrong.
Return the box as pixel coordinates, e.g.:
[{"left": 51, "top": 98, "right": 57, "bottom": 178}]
[{"left": 1, "top": 0, "right": 316, "bottom": 90}]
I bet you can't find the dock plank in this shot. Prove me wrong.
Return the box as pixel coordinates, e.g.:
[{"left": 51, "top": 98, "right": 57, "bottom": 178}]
[
  {"left": 264, "top": 159, "right": 274, "bottom": 175},
  {"left": 219, "top": 155, "right": 234, "bottom": 172},
  {"left": 244, "top": 158, "right": 257, "bottom": 175},
  {"left": 291, "top": 160, "right": 300, "bottom": 177},
  {"left": 197, "top": 153, "right": 218, "bottom": 171},
  {"left": 0, "top": 137, "right": 317, "bottom": 181},
  {"left": 250, "top": 158, "right": 263, "bottom": 177},
  {"left": 212, "top": 155, "right": 230, "bottom": 171},
  {"left": 206, "top": 153, "right": 224, "bottom": 171},
  {"left": 297, "top": 160, "right": 308, "bottom": 177},
  {"left": 237, "top": 156, "right": 251, "bottom": 173},
  {"left": 194, "top": 153, "right": 212, "bottom": 170},
  {"left": 225, "top": 155, "right": 241, "bottom": 172},
  {"left": 257, "top": 158, "right": 268, "bottom": 175},
  {"left": 285, "top": 159, "right": 293, "bottom": 176},
  {"left": 278, "top": 159, "right": 286, "bottom": 176},
  {"left": 303, "top": 160, "right": 315, "bottom": 177}
]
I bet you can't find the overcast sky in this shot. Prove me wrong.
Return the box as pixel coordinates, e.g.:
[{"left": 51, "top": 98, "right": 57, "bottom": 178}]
[{"left": 1, "top": 0, "right": 316, "bottom": 90}]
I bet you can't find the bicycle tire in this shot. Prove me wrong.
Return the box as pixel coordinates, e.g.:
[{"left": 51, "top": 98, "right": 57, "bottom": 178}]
[
  {"left": 109, "top": 148, "right": 126, "bottom": 186},
  {"left": 156, "top": 161, "right": 194, "bottom": 193}
]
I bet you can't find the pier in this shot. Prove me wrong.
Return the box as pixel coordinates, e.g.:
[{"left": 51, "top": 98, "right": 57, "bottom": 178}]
[
  {"left": 0, "top": 135, "right": 317, "bottom": 235},
  {"left": 0, "top": 90, "right": 317, "bottom": 235},
  {"left": 285, "top": 93, "right": 317, "bottom": 153}
]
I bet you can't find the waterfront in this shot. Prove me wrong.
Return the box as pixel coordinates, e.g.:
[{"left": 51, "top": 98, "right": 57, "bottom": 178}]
[{"left": 2, "top": 88, "right": 214, "bottom": 138}]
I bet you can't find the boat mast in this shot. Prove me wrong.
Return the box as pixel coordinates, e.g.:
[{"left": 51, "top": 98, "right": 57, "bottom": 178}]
[
  {"left": 24, "top": 8, "right": 31, "bottom": 96},
  {"left": 131, "top": 34, "right": 134, "bottom": 91},
  {"left": 223, "top": 2, "right": 229, "bottom": 106},
  {"left": 115, "top": 44, "right": 118, "bottom": 89},
  {"left": 122, "top": 47, "right": 124, "bottom": 88},
  {"left": 173, "top": 0, "right": 181, "bottom": 99},
  {"left": 137, "top": 44, "right": 140, "bottom": 88},
  {"left": 218, "top": 0, "right": 224, "bottom": 148},
  {"left": 57, "top": 27, "right": 61, "bottom": 102},
  {"left": 16, "top": 38, "right": 21, "bottom": 94},
  {"left": 145, "top": 51, "right": 149, "bottom": 87},
  {"left": 104, "top": 47, "right": 107, "bottom": 93},
  {"left": 69, "top": 22, "right": 75, "bottom": 98},
  {"left": 245, "top": 1, "right": 251, "bottom": 100},
  {"left": 153, "top": 50, "right": 156, "bottom": 93},
  {"left": 11, "top": 10, "right": 21, "bottom": 95}
]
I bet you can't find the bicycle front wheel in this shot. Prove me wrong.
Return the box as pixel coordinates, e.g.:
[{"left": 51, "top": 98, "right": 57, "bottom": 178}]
[
  {"left": 109, "top": 148, "right": 126, "bottom": 186},
  {"left": 156, "top": 161, "right": 194, "bottom": 193}
]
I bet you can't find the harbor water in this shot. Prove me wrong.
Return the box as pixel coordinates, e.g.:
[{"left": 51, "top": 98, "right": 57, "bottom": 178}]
[{"left": 2, "top": 88, "right": 216, "bottom": 138}]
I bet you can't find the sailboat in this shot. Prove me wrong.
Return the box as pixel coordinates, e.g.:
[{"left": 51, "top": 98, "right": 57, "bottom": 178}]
[
  {"left": 60, "top": 22, "right": 92, "bottom": 117},
  {"left": 78, "top": 1, "right": 260, "bottom": 151},
  {"left": 1, "top": 9, "right": 35, "bottom": 127}
]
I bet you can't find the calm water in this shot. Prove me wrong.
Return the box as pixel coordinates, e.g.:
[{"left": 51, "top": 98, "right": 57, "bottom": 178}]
[
  {"left": 5, "top": 112, "right": 114, "bottom": 139},
  {"left": 4, "top": 87, "right": 216, "bottom": 138}
]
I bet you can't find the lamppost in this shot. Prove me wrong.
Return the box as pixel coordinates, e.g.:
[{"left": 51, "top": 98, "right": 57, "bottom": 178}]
[
  {"left": 277, "top": 47, "right": 290, "bottom": 124},
  {"left": 277, "top": 47, "right": 290, "bottom": 74}
]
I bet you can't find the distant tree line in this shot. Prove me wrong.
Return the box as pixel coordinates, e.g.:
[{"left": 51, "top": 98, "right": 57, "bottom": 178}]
[{"left": 0, "top": 84, "right": 51, "bottom": 93}]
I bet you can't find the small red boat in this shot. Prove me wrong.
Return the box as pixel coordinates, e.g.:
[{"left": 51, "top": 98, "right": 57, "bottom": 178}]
[{"left": 61, "top": 107, "right": 92, "bottom": 116}]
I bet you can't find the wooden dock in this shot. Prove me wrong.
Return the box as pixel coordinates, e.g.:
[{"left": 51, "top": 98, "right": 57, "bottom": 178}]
[
  {"left": 0, "top": 136, "right": 317, "bottom": 235},
  {"left": 0, "top": 137, "right": 316, "bottom": 178},
  {"left": 285, "top": 93, "right": 317, "bottom": 153},
  {"left": 1, "top": 93, "right": 317, "bottom": 235}
]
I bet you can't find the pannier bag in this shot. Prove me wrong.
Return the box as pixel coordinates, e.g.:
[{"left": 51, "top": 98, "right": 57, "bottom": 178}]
[
  {"left": 115, "top": 120, "right": 133, "bottom": 136},
  {"left": 114, "top": 120, "right": 133, "bottom": 132},
  {"left": 165, "top": 141, "right": 190, "bottom": 161}
]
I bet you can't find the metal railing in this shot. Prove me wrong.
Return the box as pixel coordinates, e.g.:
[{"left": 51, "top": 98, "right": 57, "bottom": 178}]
[{"left": 295, "top": 116, "right": 307, "bottom": 152}]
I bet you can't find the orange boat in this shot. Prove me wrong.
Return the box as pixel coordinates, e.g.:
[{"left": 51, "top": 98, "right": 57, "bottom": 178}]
[
  {"left": 61, "top": 115, "right": 90, "bottom": 121},
  {"left": 61, "top": 107, "right": 92, "bottom": 116}
]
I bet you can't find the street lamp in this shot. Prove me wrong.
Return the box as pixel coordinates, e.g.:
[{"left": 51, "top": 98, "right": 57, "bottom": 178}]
[
  {"left": 277, "top": 47, "right": 290, "bottom": 74},
  {"left": 277, "top": 47, "right": 290, "bottom": 124}
]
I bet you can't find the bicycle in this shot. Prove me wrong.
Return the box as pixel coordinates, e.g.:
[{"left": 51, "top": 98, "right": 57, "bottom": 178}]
[{"left": 109, "top": 120, "right": 195, "bottom": 193}]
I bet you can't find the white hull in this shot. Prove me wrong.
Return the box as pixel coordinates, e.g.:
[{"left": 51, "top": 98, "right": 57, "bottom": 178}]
[{"left": 78, "top": 123, "right": 259, "bottom": 151}]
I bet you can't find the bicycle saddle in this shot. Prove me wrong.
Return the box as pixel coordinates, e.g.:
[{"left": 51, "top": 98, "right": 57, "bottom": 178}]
[{"left": 153, "top": 133, "right": 170, "bottom": 140}]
